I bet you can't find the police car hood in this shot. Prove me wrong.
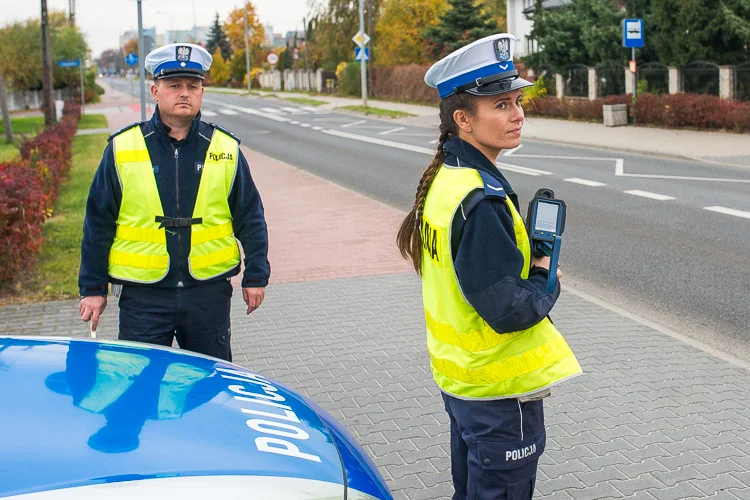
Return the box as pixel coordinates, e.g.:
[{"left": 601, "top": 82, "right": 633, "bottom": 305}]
[{"left": 0, "top": 337, "right": 353, "bottom": 499}]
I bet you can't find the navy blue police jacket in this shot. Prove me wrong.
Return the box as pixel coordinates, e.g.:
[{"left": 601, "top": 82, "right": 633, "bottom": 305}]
[
  {"left": 78, "top": 107, "right": 270, "bottom": 297},
  {"left": 444, "top": 137, "right": 559, "bottom": 334}
]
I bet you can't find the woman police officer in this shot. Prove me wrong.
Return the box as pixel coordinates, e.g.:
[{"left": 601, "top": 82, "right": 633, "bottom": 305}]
[{"left": 396, "top": 34, "right": 582, "bottom": 499}]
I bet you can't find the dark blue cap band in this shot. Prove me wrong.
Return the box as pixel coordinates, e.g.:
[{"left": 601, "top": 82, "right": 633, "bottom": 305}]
[
  {"left": 437, "top": 61, "right": 516, "bottom": 99},
  {"left": 154, "top": 60, "right": 203, "bottom": 76}
]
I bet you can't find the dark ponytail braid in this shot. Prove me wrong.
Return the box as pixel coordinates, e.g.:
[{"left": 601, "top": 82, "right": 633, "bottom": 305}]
[{"left": 396, "top": 92, "right": 478, "bottom": 275}]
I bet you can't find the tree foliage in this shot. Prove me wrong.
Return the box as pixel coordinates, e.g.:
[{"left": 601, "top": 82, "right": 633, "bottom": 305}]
[
  {"left": 309, "top": 0, "right": 382, "bottom": 70},
  {"left": 209, "top": 48, "right": 231, "bottom": 85},
  {"left": 224, "top": 2, "right": 266, "bottom": 53},
  {"left": 523, "top": 0, "right": 625, "bottom": 72},
  {"left": 424, "top": 0, "right": 499, "bottom": 59},
  {"left": 375, "top": 0, "right": 448, "bottom": 66},
  {"left": 206, "top": 13, "right": 233, "bottom": 61}
]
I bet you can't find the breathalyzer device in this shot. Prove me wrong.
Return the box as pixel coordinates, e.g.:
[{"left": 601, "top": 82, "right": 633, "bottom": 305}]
[{"left": 526, "top": 189, "right": 566, "bottom": 293}]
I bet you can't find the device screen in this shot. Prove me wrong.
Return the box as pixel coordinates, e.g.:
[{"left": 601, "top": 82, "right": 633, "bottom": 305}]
[{"left": 534, "top": 201, "right": 559, "bottom": 232}]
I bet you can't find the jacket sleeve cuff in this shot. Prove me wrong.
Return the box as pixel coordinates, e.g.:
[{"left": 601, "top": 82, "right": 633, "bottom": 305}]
[
  {"left": 79, "top": 285, "right": 108, "bottom": 297},
  {"left": 241, "top": 278, "right": 268, "bottom": 289}
]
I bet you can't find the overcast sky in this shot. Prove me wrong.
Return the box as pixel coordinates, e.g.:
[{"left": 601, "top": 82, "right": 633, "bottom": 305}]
[{"left": 0, "top": 0, "right": 313, "bottom": 56}]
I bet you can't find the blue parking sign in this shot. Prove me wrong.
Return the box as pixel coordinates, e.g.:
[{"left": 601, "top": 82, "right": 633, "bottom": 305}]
[{"left": 622, "top": 18, "right": 644, "bottom": 48}]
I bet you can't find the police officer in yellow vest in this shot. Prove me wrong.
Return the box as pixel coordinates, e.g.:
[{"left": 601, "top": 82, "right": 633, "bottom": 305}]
[
  {"left": 397, "top": 34, "right": 581, "bottom": 499},
  {"left": 78, "top": 43, "right": 270, "bottom": 362}
]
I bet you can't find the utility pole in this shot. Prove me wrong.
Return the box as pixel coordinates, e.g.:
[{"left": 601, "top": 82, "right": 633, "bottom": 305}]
[
  {"left": 303, "top": 17, "right": 311, "bottom": 91},
  {"left": 367, "top": 0, "right": 373, "bottom": 97},
  {"left": 137, "top": 0, "right": 146, "bottom": 121},
  {"left": 68, "top": 0, "right": 75, "bottom": 25},
  {"left": 0, "top": 71, "right": 13, "bottom": 143},
  {"left": 41, "top": 0, "right": 55, "bottom": 126},
  {"left": 358, "top": 0, "right": 368, "bottom": 106},
  {"left": 244, "top": 5, "right": 251, "bottom": 91}
]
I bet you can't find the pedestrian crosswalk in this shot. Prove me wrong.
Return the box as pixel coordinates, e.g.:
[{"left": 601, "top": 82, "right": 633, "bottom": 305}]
[{"left": 203, "top": 105, "right": 328, "bottom": 118}]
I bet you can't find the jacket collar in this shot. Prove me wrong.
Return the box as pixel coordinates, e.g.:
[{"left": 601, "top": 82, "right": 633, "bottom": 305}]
[
  {"left": 151, "top": 105, "right": 202, "bottom": 145},
  {"left": 443, "top": 136, "right": 514, "bottom": 193}
]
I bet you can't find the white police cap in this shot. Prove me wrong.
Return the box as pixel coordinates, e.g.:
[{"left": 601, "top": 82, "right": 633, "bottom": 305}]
[
  {"left": 144, "top": 43, "right": 212, "bottom": 80},
  {"left": 425, "top": 33, "right": 532, "bottom": 99}
]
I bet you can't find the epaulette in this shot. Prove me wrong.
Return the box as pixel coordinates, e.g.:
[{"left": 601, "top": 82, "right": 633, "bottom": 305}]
[
  {"left": 208, "top": 122, "right": 241, "bottom": 144},
  {"left": 107, "top": 121, "right": 145, "bottom": 142},
  {"left": 477, "top": 170, "right": 507, "bottom": 200}
]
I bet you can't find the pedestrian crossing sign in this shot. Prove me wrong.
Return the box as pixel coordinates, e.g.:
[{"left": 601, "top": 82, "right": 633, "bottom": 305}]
[{"left": 355, "top": 47, "right": 370, "bottom": 62}]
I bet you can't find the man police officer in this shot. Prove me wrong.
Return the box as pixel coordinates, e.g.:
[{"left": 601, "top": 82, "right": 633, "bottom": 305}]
[{"left": 78, "top": 43, "right": 270, "bottom": 361}]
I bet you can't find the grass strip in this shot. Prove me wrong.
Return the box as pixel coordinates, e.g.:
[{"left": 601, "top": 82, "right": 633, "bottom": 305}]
[
  {"left": 282, "top": 97, "right": 327, "bottom": 107},
  {"left": 336, "top": 105, "right": 416, "bottom": 118},
  {"left": 78, "top": 114, "right": 108, "bottom": 129}
]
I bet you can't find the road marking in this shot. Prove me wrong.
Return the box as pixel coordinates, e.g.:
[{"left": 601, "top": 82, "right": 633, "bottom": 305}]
[
  {"left": 290, "top": 120, "right": 300, "bottom": 125},
  {"left": 503, "top": 145, "right": 523, "bottom": 156},
  {"left": 341, "top": 120, "right": 367, "bottom": 128},
  {"left": 703, "top": 206, "right": 750, "bottom": 220},
  {"left": 312, "top": 126, "right": 323, "bottom": 131},
  {"left": 260, "top": 107, "right": 285, "bottom": 114},
  {"left": 201, "top": 110, "right": 218, "bottom": 117},
  {"left": 312, "top": 117, "right": 359, "bottom": 122},
  {"left": 496, "top": 162, "right": 552, "bottom": 177},
  {"left": 323, "top": 129, "right": 435, "bottom": 155},
  {"left": 624, "top": 190, "right": 675, "bottom": 201},
  {"left": 379, "top": 127, "right": 404, "bottom": 135},
  {"left": 300, "top": 123, "right": 312, "bottom": 128},
  {"left": 280, "top": 106, "right": 308, "bottom": 114},
  {"left": 429, "top": 139, "right": 438, "bottom": 144},
  {"left": 301, "top": 106, "right": 324, "bottom": 112},
  {"left": 218, "top": 108, "right": 239, "bottom": 115},
  {"left": 565, "top": 178, "right": 607, "bottom": 187}
]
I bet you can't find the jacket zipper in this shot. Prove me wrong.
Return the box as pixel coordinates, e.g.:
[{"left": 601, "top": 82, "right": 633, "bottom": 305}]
[{"left": 174, "top": 147, "right": 183, "bottom": 287}]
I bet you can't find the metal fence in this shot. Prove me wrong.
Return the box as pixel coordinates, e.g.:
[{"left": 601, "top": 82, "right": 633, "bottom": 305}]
[
  {"left": 637, "top": 62, "right": 669, "bottom": 95},
  {"left": 597, "top": 64, "right": 626, "bottom": 97},
  {"left": 564, "top": 64, "right": 588, "bottom": 97},
  {"left": 682, "top": 61, "right": 720, "bottom": 96},
  {"left": 736, "top": 61, "right": 750, "bottom": 102}
]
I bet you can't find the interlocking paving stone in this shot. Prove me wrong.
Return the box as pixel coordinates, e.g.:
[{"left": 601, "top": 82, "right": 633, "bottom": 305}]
[{"left": 2, "top": 272, "right": 750, "bottom": 499}]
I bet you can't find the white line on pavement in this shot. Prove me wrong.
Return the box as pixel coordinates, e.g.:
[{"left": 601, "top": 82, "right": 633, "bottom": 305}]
[
  {"left": 201, "top": 110, "right": 218, "bottom": 117},
  {"left": 280, "top": 107, "right": 308, "bottom": 114},
  {"left": 312, "top": 126, "right": 323, "bottom": 131},
  {"left": 218, "top": 108, "right": 239, "bottom": 115},
  {"left": 703, "top": 206, "right": 750, "bottom": 220},
  {"left": 565, "top": 178, "right": 607, "bottom": 187},
  {"left": 260, "top": 107, "right": 284, "bottom": 114},
  {"left": 496, "top": 162, "right": 553, "bottom": 177},
  {"left": 300, "top": 123, "right": 312, "bottom": 128},
  {"left": 301, "top": 106, "right": 324, "bottom": 112},
  {"left": 322, "top": 129, "right": 435, "bottom": 155},
  {"left": 503, "top": 145, "right": 523, "bottom": 156},
  {"left": 624, "top": 190, "right": 675, "bottom": 201},
  {"left": 429, "top": 139, "right": 438, "bottom": 144},
  {"left": 290, "top": 121, "right": 300, "bottom": 125},
  {"left": 378, "top": 127, "right": 405, "bottom": 135},
  {"left": 341, "top": 120, "right": 367, "bottom": 128}
]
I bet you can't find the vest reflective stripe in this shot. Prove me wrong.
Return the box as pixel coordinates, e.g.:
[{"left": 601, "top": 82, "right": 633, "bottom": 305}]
[
  {"left": 109, "top": 126, "right": 241, "bottom": 283},
  {"left": 421, "top": 165, "right": 581, "bottom": 400},
  {"left": 188, "top": 129, "right": 241, "bottom": 280},
  {"left": 110, "top": 127, "right": 169, "bottom": 283}
]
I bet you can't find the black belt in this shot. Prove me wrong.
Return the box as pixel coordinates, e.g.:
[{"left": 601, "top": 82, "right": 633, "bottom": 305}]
[{"left": 155, "top": 216, "right": 203, "bottom": 228}]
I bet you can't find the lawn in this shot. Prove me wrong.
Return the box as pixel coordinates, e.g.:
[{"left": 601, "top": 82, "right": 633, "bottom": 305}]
[
  {"left": 0, "top": 116, "right": 45, "bottom": 161},
  {"left": 282, "top": 97, "right": 327, "bottom": 107},
  {"left": 0, "top": 133, "right": 108, "bottom": 304},
  {"left": 78, "top": 113, "right": 108, "bottom": 129},
  {"left": 336, "top": 105, "right": 416, "bottom": 119}
]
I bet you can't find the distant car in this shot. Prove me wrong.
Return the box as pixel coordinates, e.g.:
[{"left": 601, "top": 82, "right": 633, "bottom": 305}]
[{"left": 0, "top": 336, "right": 393, "bottom": 499}]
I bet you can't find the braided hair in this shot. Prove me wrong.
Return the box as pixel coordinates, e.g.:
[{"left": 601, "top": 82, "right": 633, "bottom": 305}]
[{"left": 396, "top": 92, "right": 478, "bottom": 275}]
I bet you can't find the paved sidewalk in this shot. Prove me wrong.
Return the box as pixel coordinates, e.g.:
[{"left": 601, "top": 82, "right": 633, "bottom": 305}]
[
  {"left": 2, "top": 144, "right": 749, "bottom": 499},
  {"left": 243, "top": 89, "right": 750, "bottom": 166}
]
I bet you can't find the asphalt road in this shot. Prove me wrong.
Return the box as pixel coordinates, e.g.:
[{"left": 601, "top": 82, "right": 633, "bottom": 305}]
[{"left": 108, "top": 79, "right": 750, "bottom": 362}]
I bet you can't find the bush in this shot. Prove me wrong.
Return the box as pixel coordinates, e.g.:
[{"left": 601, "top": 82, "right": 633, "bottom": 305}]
[
  {"left": 0, "top": 101, "right": 81, "bottom": 283},
  {"left": 336, "top": 62, "right": 362, "bottom": 97},
  {"left": 373, "top": 64, "right": 439, "bottom": 104},
  {"left": 632, "top": 93, "right": 750, "bottom": 132},
  {"left": 524, "top": 95, "right": 631, "bottom": 122}
]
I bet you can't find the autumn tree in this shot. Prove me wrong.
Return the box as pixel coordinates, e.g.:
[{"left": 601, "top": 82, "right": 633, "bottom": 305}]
[
  {"left": 375, "top": 0, "right": 448, "bottom": 66},
  {"left": 210, "top": 48, "right": 231, "bottom": 85},
  {"left": 310, "top": 0, "right": 382, "bottom": 70},
  {"left": 424, "top": 0, "right": 499, "bottom": 59},
  {"left": 224, "top": 2, "right": 266, "bottom": 54},
  {"left": 207, "top": 13, "right": 233, "bottom": 60}
]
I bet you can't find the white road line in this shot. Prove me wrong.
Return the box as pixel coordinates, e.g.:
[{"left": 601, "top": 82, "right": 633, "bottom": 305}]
[
  {"left": 323, "top": 129, "right": 435, "bottom": 155},
  {"left": 218, "top": 108, "right": 239, "bottom": 115},
  {"left": 341, "top": 120, "right": 367, "bottom": 128},
  {"left": 301, "top": 106, "right": 324, "bottom": 112},
  {"left": 379, "top": 127, "right": 404, "bottom": 135},
  {"left": 565, "top": 178, "right": 607, "bottom": 187},
  {"left": 201, "top": 110, "right": 218, "bottom": 117},
  {"left": 312, "top": 126, "right": 323, "bottom": 131},
  {"left": 703, "top": 206, "right": 750, "bottom": 220},
  {"left": 429, "top": 139, "right": 438, "bottom": 144},
  {"left": 280, "top": 106, "right": 308, "bottom": 114},
  {"left": 290, "top": 120, "right": 300, "bottom": 125},
  {"left": 503, "top": 145, "right": 523, "bottom": 156},
  {"left": 260, "top": 107, "right": 284, "bottom": 114},
  {"left": 624, "top": 190, "right": 675, "bottom": 201},
  {"left": 300, "top": 123, "right": 312, "bottom": 128},
  {"left": 496, "top": 162, "right": 552, "bottom": 177}
]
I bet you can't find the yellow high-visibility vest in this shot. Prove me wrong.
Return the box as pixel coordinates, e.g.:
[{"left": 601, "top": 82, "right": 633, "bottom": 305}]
[
  {"left": 109, "top": 126, "right": 241, "bottom": 283},
  {"left": 421, "top": 164, "right": 582, "bottom": 399}
]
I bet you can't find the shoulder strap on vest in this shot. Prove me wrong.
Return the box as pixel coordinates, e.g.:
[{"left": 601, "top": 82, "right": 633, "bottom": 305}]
[
  {"left": 450, "top": 188, "right": 485, "bottom": 261},
  {"left": 208, "top": 122, "right": 241, "bottom": 144},
  {"left": 477, "top": 170, "right": 507, "bottom": 200},
  {"left": 108, "top": 122, "right": 145, "bottom": 142}
]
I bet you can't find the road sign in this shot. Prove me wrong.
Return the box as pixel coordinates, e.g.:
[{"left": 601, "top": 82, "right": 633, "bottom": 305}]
[
  {"left": 622, "top": 18, "right": 644, "bottom": 48},
  {"left": 56, "top": 60, "right": 80, "bottom": 68},
  {"left": 125, "top": 53, "right": 138, "bottom": 66},
  {"left": 266, "top": 53, "right": 279, "bottom": 65},
  {"left": 352, "top": 31, "right": 370, "bottom": 47},
  {"left": 355, "top": 47, "right": 369, "bottom": 62}
]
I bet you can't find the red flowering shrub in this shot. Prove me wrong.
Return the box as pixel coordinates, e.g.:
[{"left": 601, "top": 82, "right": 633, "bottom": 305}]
[
  {"left": 373, "top": 64, "right": 440, "bottom": 104},
  {"left": 632, "top": 93, "right": 750, "bottom": 132},
  {"left": 525, "top": 95, "right": 631, "bottom": 122},
  {"left": 0, "top": 101, "right": 81, "bottom": 283}
]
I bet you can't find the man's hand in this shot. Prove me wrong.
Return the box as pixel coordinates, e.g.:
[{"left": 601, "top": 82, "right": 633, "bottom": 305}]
[
  {"left": 532, "top": 256, "right": 563, "bottom": 280},
  {"left": 79, "top": 296, "right": 107, "bottom": 332},
  {"left": 242, "top": 287, "right": 266, "bottom": 315}
]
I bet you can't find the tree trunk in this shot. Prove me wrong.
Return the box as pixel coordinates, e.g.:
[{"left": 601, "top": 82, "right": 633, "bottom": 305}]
[{"left": 0, "top": 72, "right": 12, "bottom": 143}]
